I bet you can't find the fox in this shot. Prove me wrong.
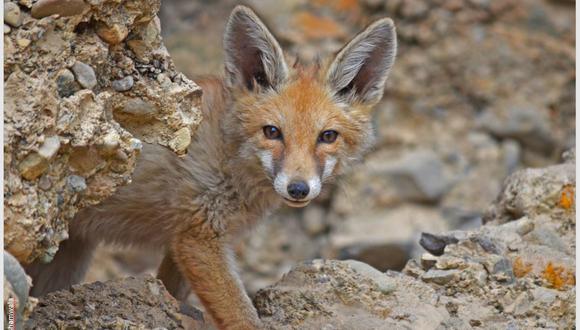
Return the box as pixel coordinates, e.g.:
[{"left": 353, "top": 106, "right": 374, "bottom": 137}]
[{"left": 25, "top": 5, "right": 397, "bottom": 330}]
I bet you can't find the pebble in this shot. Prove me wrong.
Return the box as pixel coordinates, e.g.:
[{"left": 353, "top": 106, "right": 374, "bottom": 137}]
[
  {"left": 4, "top": 24, "right": 11, "bottom": 34},
  {"left": 421, "top": 269, "right": 461, "bottom": 285},
  {"left": 38, "top": 175, "right": 52, "bottom": 190},
  {"left": 71, "top": 61, "right": 97, "bottom": 89},
  {"left": 122, "top": 98, "right": 157, "bottom": 117},
  {"left": 112, "top": 76, "right": 134, "bottom": 92},
  {"left": 169, "top": 127, "right": 191, "bottom": 154},
  {"left": 129, "top": 138, "right": 143, "bottom": 151},
  {"left": 419, "top": 232, "right": 458, "bottom": 256},
  {"left": 38, "top": 136, "right": 61, "bottom": 159},
  {"left": 56, "top": 69, "right": 80, "bottom": 97},
  {"left": 420, "top": 253, "right": 438, "bottom": 270},
  {"left": 4, "top": 2, "right": 22, "bottom": 27},
  {"left": 67, "top": 174, "right": 87, "bottom": 192},
  {"left": 96, "top": 22, "right": 129, "bottom": 45},
  {"left": 102, "top": 131, "right": 120, "bottom": 151},
  {"left": 18, "top": 152, "right": 48, "bottom": 180},
  {"left": 379, "top": 150, "right": 451, "bottom": 202},
  {"left": 31, "top": 0, "right": 88, "bottom": 19},
  {"left": 18, "top": 0, "right": 33, "bottom": 8},
  {"left": 16, "top": 38, "right": 31, "bottom": 48}
]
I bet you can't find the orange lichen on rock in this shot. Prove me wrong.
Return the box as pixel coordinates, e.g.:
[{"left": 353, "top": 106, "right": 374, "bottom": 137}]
[
  {"left": 542, "top": 262, "right": 575, "bottom": 290},
  {"left": 559, "top": 184, "right": 575, "bottom": 210},
  {"left": 513, "top": 257, "right": 533, "bottom": 278}
]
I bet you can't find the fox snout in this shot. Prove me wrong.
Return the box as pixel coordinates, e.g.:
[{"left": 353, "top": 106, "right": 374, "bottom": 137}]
[{"left": 273, "top": 172, "right": 322, "bottom": 207}]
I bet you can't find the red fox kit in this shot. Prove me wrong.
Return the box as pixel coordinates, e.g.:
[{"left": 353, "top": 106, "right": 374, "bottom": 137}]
[{"left": 26, "top": 6, "right": 397, "bottom": 329}]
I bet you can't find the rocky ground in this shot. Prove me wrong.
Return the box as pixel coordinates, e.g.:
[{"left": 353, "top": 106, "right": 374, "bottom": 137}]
[
  {"left": 20, "top": 152, "right": 576, "bottom": 329},
  {"left": 3, "top": 0, "right": 575, "bottom": 329}
]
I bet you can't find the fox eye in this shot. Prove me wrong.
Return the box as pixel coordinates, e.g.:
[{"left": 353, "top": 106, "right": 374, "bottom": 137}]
[
  {"left": 318, "top": 130, "right": 339, "bottom": 143},
  {"left": 263, "top": 125, "right": 282, "bottom": 140}
]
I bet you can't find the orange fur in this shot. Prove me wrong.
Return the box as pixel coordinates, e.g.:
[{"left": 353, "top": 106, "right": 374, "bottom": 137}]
[{"left": 26, "top": 6, "right": 396, "bottom": 330}]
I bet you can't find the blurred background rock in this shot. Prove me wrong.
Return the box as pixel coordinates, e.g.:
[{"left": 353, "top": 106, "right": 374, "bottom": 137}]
[{"left": 85, "top": 0, "right": 575, "bottom": 296}]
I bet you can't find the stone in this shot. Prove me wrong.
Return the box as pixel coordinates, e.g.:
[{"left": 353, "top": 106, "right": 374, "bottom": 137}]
[
  {"left": 419, "top": 232, "right": 459, "bottom": 256},
  {"left": 96, "top": 22, "right": 129, "bottom": 45},
  {"left": 4, "top": 24, "right": 11, "bottom": 34},
  {"left": 71, "top": 61, "right": 98, "bottom": 89},
  {"left": 66, "top": 175, "right": 87, "bottom": 192},
  {"left": 31, "top": 0, "right": 88, "bottom": 19},
  {"left": 168, "top": 127, "right": 191, "bottom": 154},
  {"left": 129, "top": 138, "right": 143, "bottom": 151},
  {"left": 421, "top": 269, "right": 461, "bottom": 285},
  {"left": 18, "top": 0, "right": 33, "bottom": 8},
  {"left": 56, "top": 69, "right": 80, "bottom": 97},
  {"left": 484, "top": 162, "right": 575, "bottom": 223},
  {"left": 38, "top": 136, "right": 61, "bottom": 159},
  {"left": 4, "top": 3, "right": 22, "bottom": 27},
  {"left": 112, "top": 76, "right": 134, "bottom": 92},
  {"left": 377, "top": 150, "right": 451, "bottom": 202},
  {"left": 122, "top": 98, "right": 158, "bottom": 117},
  {"left": 478, "top": 106, "right": 557, "bottom": 154},
  {"left": 16, "top": 38, "right": 31, "bottom": 48},
  {"left": 4, "top": 251, "right": 31, "bottom": 328},
  {"left": 420, "top": 253, "right": 438, "bottom": 270},
  {"left": 532, "top": 287, "right": 558, "bottom": 305},
  {"left": 18, "top": 153, "right": 48, "bottom": 181}
]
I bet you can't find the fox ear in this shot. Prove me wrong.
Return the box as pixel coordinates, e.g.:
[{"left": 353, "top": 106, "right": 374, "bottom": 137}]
[
  {"left": 223, "top": 6, "right": 288, "bottom": 91},
  {"left": 326, "top": 18, "right": 397, "bottom": 106}
]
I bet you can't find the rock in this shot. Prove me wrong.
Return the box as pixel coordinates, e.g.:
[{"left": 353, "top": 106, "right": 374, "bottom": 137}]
[
  {"left": 26, "top": 276, "right": 199, "bottom": 329},
  {"left": 420, "top": 253, "right": 438, "bottom": 270},
  {"left": 31, "top": 0, "right": 88, "bottom": 19},
  {"left": 375, "top": 150, "right": 451, "bottom": 203},
  {"left": 168, "top": 127, "right": 191, "bottom": 154},
  {"left": 4, "top": 251, "right": 33, "bottom": 330},
  {"left": 16, "top": 38, "right": 31, "bottom": 48},
  {"left": 37, "top": 136, "right": 61, "bottom": 159},
  {"left": 71, "top": 61, "right": 98, "bottom": 89},
  {"left": 4, "top": 0, "right": 202, "bottom": 267},
  {"left": 4, "top": 3, "right": 22, "bottom": 27},
  {"left": 66, "top": 175, "right": 87, "bottom": 192},
  {"left": 56, "top": 69, "right": 80, "bottom": 97},
  {"left": 4, "top": 24, "right": 11, "bottom": 34},
  {"left": 484, "top": 162, "right": 575, "bottom": 223},
  {"left": 112, "top": 76, "right": 134, "bottom": 92},
  {"left": 478, "top": 106, "right": 557, "bottom": 155},
  {"left": 96, "top": 22, "right": 129, "bottom": 45},
  {"left": 502, "top": 139, "right": 521, "bottom": 174},
  {"left": 419, "top": 232, "right": 459, "bottom": 256},
  {"left": 122, "top": 98, "right": 158, "bottom": 117},
  {"left": 255, "top": 259, "right": 449, "bottom": 329},
  {"left": 18, "top": 153, "right": 48, "bottom": 181},
  {"left": 421, "top": 269, "right": 461, "bottom": 285}
]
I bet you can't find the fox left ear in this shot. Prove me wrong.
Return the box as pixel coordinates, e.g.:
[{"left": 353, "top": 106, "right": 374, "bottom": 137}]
[
  {"left": 326, "top": 18, "right": 397, "bottom": 106},
  {"left": 223, "top": 6, "right": 288, "bottom": 91}
]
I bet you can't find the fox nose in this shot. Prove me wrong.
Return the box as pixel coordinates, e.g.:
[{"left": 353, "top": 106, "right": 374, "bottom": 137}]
[{"left": 287, "top": 181, "right": 310, "bottom": 200}]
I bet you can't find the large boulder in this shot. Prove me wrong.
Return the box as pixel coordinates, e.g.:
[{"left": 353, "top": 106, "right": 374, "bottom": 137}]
[{"left": 4, "top": 0, "right": 202, "bottom": 264}]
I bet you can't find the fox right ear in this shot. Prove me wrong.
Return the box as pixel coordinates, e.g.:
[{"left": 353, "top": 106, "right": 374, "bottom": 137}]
[
  {"left": 223, "top": 6, "right": 288, "bottom": 91},
  {"left": 326, "top": 18, "right": 397, "bottom": 106}
]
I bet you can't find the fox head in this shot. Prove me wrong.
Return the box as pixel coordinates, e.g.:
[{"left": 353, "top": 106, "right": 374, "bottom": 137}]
[{"left": 222, "top": 6, "right": 396, "bottom": 207}]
